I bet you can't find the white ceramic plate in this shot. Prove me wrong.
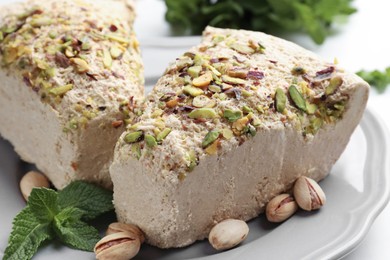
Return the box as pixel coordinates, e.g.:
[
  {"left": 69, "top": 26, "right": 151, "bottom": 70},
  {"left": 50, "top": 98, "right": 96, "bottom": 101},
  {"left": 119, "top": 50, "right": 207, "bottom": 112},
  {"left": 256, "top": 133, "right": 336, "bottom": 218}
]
[{"left": 1, "top": 108, "right": 389, "bottom": 260}]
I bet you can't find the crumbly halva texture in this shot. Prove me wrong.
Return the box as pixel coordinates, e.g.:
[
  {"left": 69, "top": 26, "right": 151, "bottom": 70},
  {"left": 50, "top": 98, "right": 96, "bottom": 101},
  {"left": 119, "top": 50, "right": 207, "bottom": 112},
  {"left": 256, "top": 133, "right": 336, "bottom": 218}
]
[
  {"left": 111, "top": 27, "right": 369, "bottom": 248},
  {"left": 0, "top": 0, "right": 144, "bottom": 189}
]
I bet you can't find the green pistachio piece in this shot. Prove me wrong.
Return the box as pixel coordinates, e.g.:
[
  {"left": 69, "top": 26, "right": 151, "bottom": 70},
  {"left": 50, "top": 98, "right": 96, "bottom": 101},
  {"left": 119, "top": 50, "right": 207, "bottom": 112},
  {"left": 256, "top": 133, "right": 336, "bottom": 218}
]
[
  {"left": 230, "top": 43, "right": 255, "bottom": 55},
  {"left": 247, "top": 124, "right": 256, "bottom": 136},
  {"left": 44, "top": 67, "right": 56, "bottom": 78},
  {"left": 241, "top": 89, "right": 252, "bottom": 97},
  {"left": 103, "top": 49, "right": 112, "bottom": 69},
  {"left": 0, "top": 31, "right": 4, "bottom": 41},
  {"left": 242, "top": 105, "right": 253, "bottom": 114},
  {"left": 206, "top": 64, "right": 222, "bottom": 77},
  {"left": 30, "top": 17, "right": 53, "bottom": 27},
  {"left": 70, "top": 58, "right": 90, "bottom": 73},
  {"left": 49, "top": 84, "right": 73, "bottom": 96},
  {"left": 192, "top": 95, "right": 215, "bottom": 108},
  {"left": 145, "top": 134, "right": 157, "bottom": 147},
  {"left": 193, "top": 54, "right": 204, "bottom": 66},
  {"left": 325, "top": 76, "right": 343, "bottom": 95},
  {"left": 81, "top": 41, "right": 91, "bottom": 51},
  {"left": 306, "top": 102, "right": 317, "bottom": 114},
  {"left": 48, "top": 31, "right": 57, "bottom": 39},
  {"left": 183, "top": 85, "right": 204, "bottom": 97},
  {"left": 221, "top": 75, "right": 246, "bottom": 85},
  {"left": 223, "top": 109, "right": 243, "bottom": 122},
  {"left": 309, "top": 117, "right": 323, "bottom": 134},
  {"left": 188, "top": 108, "right": 217, "bottom": 119},
  {"left": 208, "top": 84, "right": 222, "bottom": 93},
  {"left": 289, "top": 85, "right": 307, "bottom": 112},
  {"left": 202, "top": 130, "right": 220, "bottom": 148},
  {"left": 156, "top": 128, "right": 171, "bottom": 142},
  {"left": 124, "top": 131, "right": 143, "bottom": 143},
  {"left": 110, "top": 46, "right": 122, "bottom": 59},
  {"left": 275, "top": 88, "right": 287, "bottom": 113},
  {"left": 2, "top": 25, "right": 17, "bottom": 34},
  {"left": 186, "top": 150, "right": 198, "bottom": 171},
  {"left": 188, "top": 65, "right": 202, "bottom": 78},
  {"left": 212, "top": 34, "right": 225, "bottom": 43},
  {"left": 131, "top": 143, "right": 141, "bottom": 159},
  {"left": 106, "top": 34, "right": 130, "bottom": 44}
]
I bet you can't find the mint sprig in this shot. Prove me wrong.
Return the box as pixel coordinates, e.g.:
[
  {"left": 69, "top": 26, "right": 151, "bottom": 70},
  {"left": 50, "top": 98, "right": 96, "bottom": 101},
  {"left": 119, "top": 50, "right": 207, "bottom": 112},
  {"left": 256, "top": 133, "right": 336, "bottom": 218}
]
[{"left": 4, "top": 181, "right": 114, "bottom": 260}]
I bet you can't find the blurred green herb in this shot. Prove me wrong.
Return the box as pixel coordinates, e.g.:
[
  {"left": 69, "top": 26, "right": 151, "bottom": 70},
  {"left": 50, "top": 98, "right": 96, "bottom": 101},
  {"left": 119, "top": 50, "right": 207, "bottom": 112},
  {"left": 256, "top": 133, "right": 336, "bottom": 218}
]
[
  {"left": 357, "top": 67, "right": 390, "bottom": 93},
  {"left": 164, "top": 0, "right": 356, "bottom": 44}
]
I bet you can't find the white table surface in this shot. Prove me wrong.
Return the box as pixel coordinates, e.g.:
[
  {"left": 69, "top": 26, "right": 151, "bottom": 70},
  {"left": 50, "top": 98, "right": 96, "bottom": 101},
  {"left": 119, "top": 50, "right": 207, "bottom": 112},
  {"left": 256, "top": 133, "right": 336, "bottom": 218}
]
[{"left": 134, "top": 0, "right": 390, "bottom": 259}]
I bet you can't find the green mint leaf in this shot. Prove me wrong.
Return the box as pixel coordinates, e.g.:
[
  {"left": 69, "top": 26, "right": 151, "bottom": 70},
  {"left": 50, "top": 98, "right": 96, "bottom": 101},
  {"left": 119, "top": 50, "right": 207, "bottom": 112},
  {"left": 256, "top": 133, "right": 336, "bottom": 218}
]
[
  {"left": 3, "top": 207, "right": 53, "bottom": 260},
  {"left": 54, "top": 211, "right": 100, "bottom": 252},
  {"left": 57, "top": 180, "right": 113, "bottom": 220},
  {"left": 27, "top": 187, "right": 59, "bottom": 223},
  {"left": 357, "top": 67, "right": 390, "bottom": 93}
]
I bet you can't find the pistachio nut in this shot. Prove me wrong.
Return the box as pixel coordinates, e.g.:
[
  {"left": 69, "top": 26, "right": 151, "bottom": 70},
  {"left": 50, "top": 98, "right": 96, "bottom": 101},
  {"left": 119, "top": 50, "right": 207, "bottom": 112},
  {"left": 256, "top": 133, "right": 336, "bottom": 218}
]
[
  {"left": 94, "top": 232, "right": 140, "bottom": 260},
  {"left": 124, "top": 131, "right": 143, "bottom": 143},
  {"left": 289, "top": 85, "right": 307, "bottom": 112},
  {"left": 106, "top": 222, "right": 145, "bottom": 243},
  {"left": 325, "top": 76, "right": 343, "bottom": 96},
  {"left": 230, "top": 43, "right": 255, "bottom": 55},
  {"left": 188, "top": 108, "right": 217, "bottom": 119},
  {"left": 70, "top": 58, "right": 89, "bottom": 73},
  {"left": 275, "top": 88, "right": 286, "bottom": 113},
  {"left": 266, "top": 194, "right": 298, "bottom": 223},
  {"left": 192, "top": 95, "right": 216, "bottom": 108},
  {"left": 208, "top": 219, "right": 249, "bottom": 251},
  {"left": 156, "top": 128, "right": 171, "bottom": 142},
  {"left": 192, "top": 71, "right": 213, "bottom": 88},
  {"left": 20, "top": 171, "right": 50, "bottom": 201},
  {"left": 293, "top": 176, "right": 326, "bottom": 211},
  {"left": 183, "top": 85, "right": 204, "bottom": 97},
  {"left": 202, "top": 130, "right": 220, "bottom": 148},
  {"left": 49, "top": 84, "right": 73, "bottom": 96},
  {"left": 188, "top": 65, "right": 202, "bottom": 78},
  {"left": 144, "top": 135, "right": 157, "bottom": 148}
]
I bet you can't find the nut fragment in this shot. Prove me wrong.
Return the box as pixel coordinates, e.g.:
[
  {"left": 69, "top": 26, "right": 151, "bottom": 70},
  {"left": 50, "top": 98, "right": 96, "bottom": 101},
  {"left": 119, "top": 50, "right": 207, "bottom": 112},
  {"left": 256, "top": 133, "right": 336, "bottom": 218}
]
[
  {"left": 94, "top": 232, "right": 140, "bottom": 260},
  {"left": 208, "top": 219, "right": 249, "bottom": 251},
  {"left": 106, "top": 222, "right": 145, "bottom": 243},
  {"left": 20, "top": 171, "right": 50, "bottom": 201},
  {"left": 192, "top": 71, "right": 213, "bottom": 88},
  {"left": 192, "top": 95, "right": 215, "bottom": 108},
  {"left": 70, "top": 58, "right": 90, "bottom": 73},
  {"left": 266, "top": 194, "right": 298, "bottom": 222},
  {"left": 293, "top": 176, "right": 326, "bottom": 211}
]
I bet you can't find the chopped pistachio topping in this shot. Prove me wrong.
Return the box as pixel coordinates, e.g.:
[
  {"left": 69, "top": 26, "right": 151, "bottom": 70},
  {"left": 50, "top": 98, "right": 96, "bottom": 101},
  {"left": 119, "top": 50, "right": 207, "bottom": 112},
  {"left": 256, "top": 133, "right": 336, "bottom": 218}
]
[
  {"left": 124, "top": 131, "right": 143, "bottom": 143},
  {"left": 70, "top": 58, "right": 89, "bottom": 73},
  {"left": 188, "top": 108, "right": 218, "bottom": 119},
  {"left": 110, "top": 46, "right": 122, "bottom": 59},
  {"left": 145, "top": 134, "right": 157, "bottom": 148},
  {"left": 289, "top": 85, "right": 307, "bottom": 112},
  {"left": 156, "top": 128, "right": 171, "bottom": 142},
  {"left": 223, "top": 109, "right": 242, "bottom": 122},
  {"left": 192, "top": 71, "right": 213, "bottom": 88},
  {"left": 183, "top": 85, "right": 204, "bottom": 97},
  {"left": 221, "top": 75, "right": 246, "bottom": 85},
  {"left": 275, "top": 88, "right": 287, "bottom": 113},
  {"left": 192, "top": 95, "right": 215, "bottom": 108},
  {"left": 49, "top": 84, "right": 73, "bottom": 96},
  {"left": 103, "top": 48, "right": 112, "bottom": 69},
  {"left": 230, "top": 43, "right": 255, "bottom": 55},
  {"left": 202, "top": 130, "right": 220, "bottom": 148},
  {"left": 188, "top": 65, "right": 202, "bottom": 78},
  {"left": 325, "top": 76, "right": 343, "bottom": 95}
]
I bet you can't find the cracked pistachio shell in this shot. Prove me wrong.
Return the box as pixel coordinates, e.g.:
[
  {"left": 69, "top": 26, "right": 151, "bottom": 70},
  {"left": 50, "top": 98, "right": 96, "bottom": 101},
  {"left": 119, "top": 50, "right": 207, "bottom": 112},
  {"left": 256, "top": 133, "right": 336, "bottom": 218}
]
[
  {"left": 20, "top": 171, "right": 50, "bottom": 201},
  {"left": 208, "top": 219, "right": 249, "bottom": 251},
  {"left": 106, "top": 222, "right": 145, "bottom": 243},
  {"left": 94, "top": 232, "right": 140, "bottom": 260},
  {"left": 293, "top": 176, "right": 326, "bottom": 211},
  {"left": 266, "top": 194, "right": 298, "bottom": 223}
]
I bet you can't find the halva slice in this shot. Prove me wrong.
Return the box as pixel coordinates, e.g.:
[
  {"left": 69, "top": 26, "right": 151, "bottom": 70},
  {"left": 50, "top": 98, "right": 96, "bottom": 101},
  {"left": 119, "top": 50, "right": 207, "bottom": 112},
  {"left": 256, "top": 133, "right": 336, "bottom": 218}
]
[
  {"left": 0, "top": 0, "right": 144, "bottom": 189},
  {"left": 110, "top": 26, "right": 369, "bottom": 248}
]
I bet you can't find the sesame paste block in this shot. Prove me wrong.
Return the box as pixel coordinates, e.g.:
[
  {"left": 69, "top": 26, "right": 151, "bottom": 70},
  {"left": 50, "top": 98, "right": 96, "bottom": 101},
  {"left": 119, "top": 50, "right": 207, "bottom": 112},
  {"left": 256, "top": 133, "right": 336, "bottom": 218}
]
[
  {"left": 0, "top": 0, "right": 144, "bottom": 189},
  {"left": 110, "top": 26, "right": 369, "bottom": 248}
]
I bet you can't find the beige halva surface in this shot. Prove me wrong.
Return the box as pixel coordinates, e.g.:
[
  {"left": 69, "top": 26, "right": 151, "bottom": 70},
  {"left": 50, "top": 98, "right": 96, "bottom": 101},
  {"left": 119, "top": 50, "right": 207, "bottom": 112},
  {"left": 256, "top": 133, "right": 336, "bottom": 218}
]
[
  {"left": 111, "top": 26, "right": 369, "bottom": 248},
  {"left": 0, "top": 0, "right": 143, "bottom": 189}
]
